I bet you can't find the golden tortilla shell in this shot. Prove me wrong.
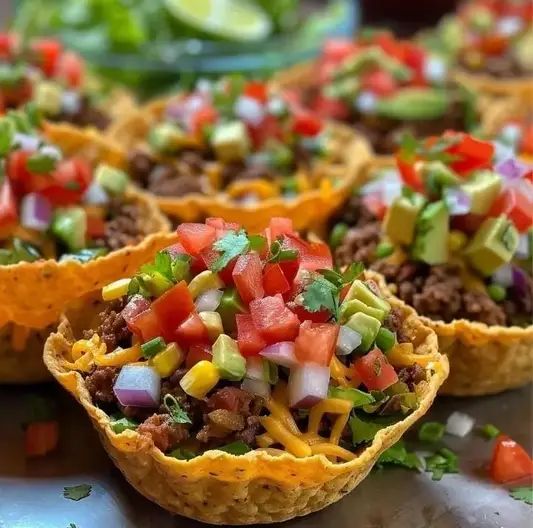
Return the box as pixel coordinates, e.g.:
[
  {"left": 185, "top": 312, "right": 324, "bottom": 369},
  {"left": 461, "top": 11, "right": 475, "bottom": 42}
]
[
  {"left": 44, "top": 278, "right": 448, "bottom": 525},
  {"left": 453, "top": 69, "right": 533, "bottom": 100},
  {"left": 108, "top": 98, "right": 373, "bottom": 232}
]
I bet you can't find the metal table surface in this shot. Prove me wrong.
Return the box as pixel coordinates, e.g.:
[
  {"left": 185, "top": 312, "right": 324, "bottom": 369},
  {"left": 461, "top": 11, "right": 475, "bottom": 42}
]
[{"left": 0, "top": 383, "right": 531, "bottom": 528}]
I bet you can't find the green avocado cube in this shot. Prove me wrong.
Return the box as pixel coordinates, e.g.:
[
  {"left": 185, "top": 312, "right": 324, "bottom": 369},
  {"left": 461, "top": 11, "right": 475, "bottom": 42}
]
[
  {"left": 212, "top": 334, "right": 246, "bottom": 381},
  {"left": 34, "top": 81, "right": 62, "bottom": 116},
  {"left": 422, "top": 161, "right": 461, "bottom": 194},
  {"left": 384, "top": 193, "right": 426, "bottom": 245},
  {"left": 148, "top": 123, "right": 187, "bottom": 154},
  {"left": 211, "top": 121, "right": 250, "bottom": 163},
  {"left": 460, "top": 170, "right": 502, "bottom": 215},
  {"left": 412, "top": 200, "right": 449, "bottom": 265},
  {"left": 339, "top": 298, "right": 387, "bottom": 324},
  {"left": 346, "top": 312, "right": 382, "bottom": 352},
  {"left": 464, "top": 216, "right": 519, "bottom": 276},
  {"left": 51, "top": 207, "right": 87, "bottom": 252},
  {"left": 343, "top": 280, "right": 391, "bottom": 315},
  {"left": 95, "top": 163, "right": 129, "bottom": 196}
]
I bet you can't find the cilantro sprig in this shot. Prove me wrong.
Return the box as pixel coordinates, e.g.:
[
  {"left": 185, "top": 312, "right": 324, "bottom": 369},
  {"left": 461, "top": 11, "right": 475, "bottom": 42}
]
[
  {"left": 163, "top": 394, "right": 192, "bottom": 425},
  {"left": 267, "top": 239, "right": 298, "bottom": 264},
  {"left": 510, "top": 487, "right": 533, "bottom": 506},
  {"left": 63, "top": 484, "right": 92, "bottom": 501},
  {"left": 377, "top": 440, "right": 422, "bottom": 470},
  {"left": 210, "top": 230, "right": 250, "bottom": 272}
]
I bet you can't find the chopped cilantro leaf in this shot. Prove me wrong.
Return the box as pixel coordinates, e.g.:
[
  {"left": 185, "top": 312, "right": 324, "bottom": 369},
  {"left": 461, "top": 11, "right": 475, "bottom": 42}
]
[
  {"left": 349, "top": 413, "right": 400, "bottom": 445},
  {"left": 301, "top": 276, "right": 338, "bottom": 320},
  {"left": 328, "top": 386, "right": 375, "bottom": 408},
  {"left": 267, "top": 239, "right": 298, "bottom": 264},
  {"left": 377, "top": 440, "right": 422, "bottom": 470},
  {"left": 63, "top": 484, "right": 92, "bottom": 501},
  {"left": 210, "top": 230, "right": 250, "bottom": 272},
  {"left": 479, "top": 423, "right": 500, "bottom": 440},
  {"left": 164, "top": 394, "right": 192, "bottom": 425},
  {"left": 248, "top": 234, "right": 267, "bottom": 252},
  {"left": 510, "top": 487, "right": 533, "bottom": 506},
  {"left": 26, "top": 151, "right": 58, "bottom": 173},
  {"left": 418, "top": 421, "right": 446, "bottom": 443},
  {"left": 69, "top": 524, "right": 78, "bottom": 528},
  {"left": 141, "top": 250, "right": 174, "bottom": 282},
  {"left": 424, "top": 447, "right": 459, "bottom": 480},
  {"left": 0, "top": 118, "right": 14, "bottom": 156},
  {"left": 110, "top": 415, "right": 138, "bottom": 434},
  {"left": 169, "top": 448, "right": 196, "bottom": 460},
  {"left": 217, "top": 441, "right": 251, "bottom": 455}
]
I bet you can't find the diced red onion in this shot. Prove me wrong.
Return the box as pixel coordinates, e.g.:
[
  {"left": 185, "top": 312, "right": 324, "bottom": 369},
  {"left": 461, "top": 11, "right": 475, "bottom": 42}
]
[
  {"left": 14, "top": 133, "right": 39, "bottom": 151},
  {"left": 445, "top": 411, "right": 474, "bottom": 437},
  {"left": 512, "top": 266, "right": 530, "bottom": 298},
  {"left": 241, "top": 377, "right": 271, "bottom": 399},
  {"left": 260, "top": 342, "right": 298, "bottom": 369},
  {"left": 288, "top": 363, "right": 330, "bottom": 409},
  {"left": 492, "top": 264, "right": 513, "bottom": 288},
  {"left": 113, "top": 365, "right": 161, "bottom": 407},
  {"left": 121, "top": 295, "right": 151, "bottom": 325},
  {"left": 495, "top": 158, "right": 529, "bottom": 183},
  {"left": 195, "top": 289, "right": 223, "bottom": 312},
  {"left": 20, "top": 193, "right": 52, "bottom": 231},
  {"left": 336, "top": 325, "right": 362, "bottom": 356},
  {"left": 83, "top": 181, "right": 109, "bottom": 205},
  {"left": 444, "top": 188, "right": 472, "bottom": 216},
  {"left": 516, "top": 234, "right": 530, "bottom": 260},
  {"left": 61, "top": 90, "right": 82, "bottom": 114},
  {"left": 234, "top": 95, "right": 265, "bottom": 126}
]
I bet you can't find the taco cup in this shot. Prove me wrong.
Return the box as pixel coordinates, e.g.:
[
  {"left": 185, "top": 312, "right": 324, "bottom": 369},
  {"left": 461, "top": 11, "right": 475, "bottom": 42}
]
[
  {"left": 108, "top": 75, "right": 371, "bottom": 232},
  {"left": 0, "top": 107, "right": 172, "bottom": 382},
  {"left": 44, "top": 217, "right": 447, "bottom": 524},
  {"left": 330, "top": 131, "right": 533, "bottom": 396}
]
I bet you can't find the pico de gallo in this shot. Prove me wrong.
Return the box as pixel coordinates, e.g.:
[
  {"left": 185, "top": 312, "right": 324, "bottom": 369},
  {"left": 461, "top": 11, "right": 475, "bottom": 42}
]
[
  {"left": 0, "top": 33, "right": 110, "bottom": 129},
  {"left": 0, "top": 105, "right": 144, "bottom": 264},
  {"left": 279, "top": 30, "right": 477, "bottom": 155},
  {"left": 331, "top": 131, "right": 533, "bottom": 327},
  {"left": 493, "top": 116, "right": 533, "bottom": 162},
  {"left": 128, "top": 75, "right": 349, "bottom": 204},
  {"left": 64, "top": 217, "right": 435, "bottom": 460}
]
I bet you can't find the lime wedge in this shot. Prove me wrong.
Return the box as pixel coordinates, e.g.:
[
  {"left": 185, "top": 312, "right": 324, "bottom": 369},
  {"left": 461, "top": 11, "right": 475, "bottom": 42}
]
[{"left": 164, "top": 0, "right": 272, "bottom": 42}]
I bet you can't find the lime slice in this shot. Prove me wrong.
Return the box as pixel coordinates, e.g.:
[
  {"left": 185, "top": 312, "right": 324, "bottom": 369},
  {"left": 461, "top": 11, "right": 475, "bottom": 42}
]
[{"left": 164, "top": 0, "right": 272, "bottom": 42}]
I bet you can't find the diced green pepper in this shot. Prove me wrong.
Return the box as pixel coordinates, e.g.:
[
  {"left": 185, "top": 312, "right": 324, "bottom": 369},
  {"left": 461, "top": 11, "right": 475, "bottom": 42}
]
[
  {"left": 216, "top": 288, "right": 246, "bottom": 333},
  {"left": 376, "top": 327, "right": 396, "bottom": 352},
  {"left": 51, "top": 207, "right": 87, "bottom": 252}
]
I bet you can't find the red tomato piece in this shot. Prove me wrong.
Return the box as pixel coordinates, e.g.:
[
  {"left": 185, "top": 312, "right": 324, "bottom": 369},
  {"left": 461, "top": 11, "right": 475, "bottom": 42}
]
[
  {"left": 263, "top": 263, "right": 291, "bottom": 296},
  {"left": 302, "top": 241, "right": 333, "bottom": 271},
  {"left": 521, "top": 124, "right": 533, "bottom": 156},
  {"left": 396, "top": 155, "right": 424, "bottom": 192},
  {"left": 490, "top": 435, "right": 533, "bottom": 484},
  {"left": 322, "top": 38, "right": 359, "bottom": 64},
  {"left": 311, "top": 94, "right": 351, "bottom": 121},
  {"left": 176, "top": 223, "right": 217, "bottom": 257},
  {"left": 294, "top": 320, "right": 339, "bottom": 366},
  {"left": 403, "top": 43, "right": 426, "bottom": 75},
  {"left": 269, "top": 217, "right": 294, "bottom": 241},
  {"left": 232, "top": 252, "right": 264, "bottom": 305},
  {"left": 361, "top": 69, "right": 397, "bottom": 96},
  {"left": 373, "top": 31, "right": 404, "bottom": 61},
  {"left": 121, "top": 296, "right": 151, "bottom": 326},
  {"left": 292, "top": 109, "right": 323, "bottom": 137},
  {"left": 0, "top": 33, "right": 16, "bottom": 60},
  {"left": 200, "top": 246, "right": 237, "bottom": 284},
  {"left": 247, "top": 114, "right": 282, "bottom": 149},
  {"left": 450, "top": 212, "right": 487, "bottom": 234},
  {"left": 446, "top": 134, "right": 494, "bottom": 175},
  {"left": 0, "top": 179, "right": 18, "bottom": 228},
  {"left": 244, "top": 80, "right": 268, "bottom": 103},
  {"left": 39, "top": 158, "right": 92, "bottom": 206},
  {"left": 128, "top": 308, "right": 164, "bottom": 343},
  {"left": 489, "top": 188, "right": 533, "bottom": 232},
  {"left": 205, "top": 217, "right": 225, "bottom": 230},
  {"left": 86, "top": 215, "right": 106, "bottom": 239},
  {"left": 151, "top": 281, "right": 194, "bottom": 341},
  {"left": 6, "top": 150, "right": 34, "bottom": 196},
  {"left": 166, "top": 242, "right": 205, "bottom": 274},
  {"left": 31, "top": 38, "right": 63, "bottom": 77},
  {"left": 56, "top": 51, "right": 84, "bottom": 88},
  {"left": 236, "top": 313, "right": 266, "bottom": 357},
  {"left": 278, "top": 256, "right": 300, "bottom": 285},
  {"left": 24, "top": 421, "right": 59, "bottom": 457},
  {"left": 175, "top": 312, "right": 209, "bottom": 346},
  {"left": 250, "top": 294, "right": 300, "bottom": 344},
  {"left": 354, "top": 348, "right": 399, "bottom": 390},
  {"left": 190, "top": 105, "right": 218, "bottom": 139},
  {"left": 185, "top": 343, "right": 212, "bottom": 369}
]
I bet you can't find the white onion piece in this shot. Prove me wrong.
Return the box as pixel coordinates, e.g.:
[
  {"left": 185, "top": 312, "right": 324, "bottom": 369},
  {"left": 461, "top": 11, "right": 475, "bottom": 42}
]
[
  {"left": 234, "top": 95, "right": 265, "bottom": 126},
  {"left": 423, "top": 56, "right": 447, "bottom": 84},
  {"left": 496, "top": 16, "right": 523, "bottom": 37},
  {"left": 61, "top": 90, "right": 82, "bottom": 114},
  {"left": 14, "top": 133, "right": 40, "bottom": 151},
  {"left": 39, "top": 144, "right": 62, "bottom": 161},
  {"left": 336, "top": 326, "right": 362, "bottom": 356},
  {"left": 267, "top": 97, "right": 286, "bottom": 116},
  {"left": 288, "top": 363, "right": 330, "bottom": 409},
  {"left": 195, "top": 78, "right": 213, "bottom": 95},
  {"left": 445, "top": 411, "right": 475, "bottom": 438},
  {"left": 245, "top": 356, "right": 265, "bottom": 381},
  {"left": 492, "top": 140, "right": 515, "bottom": 163},
  {"left": 113, "top": 365, "right": 161, "bottom": 408},
  {"left": 195, "top": 289, "right": 223, "bottom": 312},
  {"left": 492, "top": 264, "right": 514, "bottom": 288},
  {"left": 260, "top": 342, "right": 298, "bottom": 369},
  {"left": 355, "top": 91, "right": 377, "bottom": 113},
  {"left": 20, "top": 193, "right": 52, "bottom": 231},
  {"left": 241, "top": 377, "right": 271, "bottom": 399},
  {"left": 516, "top": 234, "right": 531, "bottom": 260},
  {"left": 83, "top": 181, "right": 109, "bottom": 205},
  {"left": 382, "top": 180, "right": 403, "bottom": 206},
  {"left": 444, "top": 188, "right": 472, "bottom": 216},
  {"left": 499, "top": 124, "right": 522, "bottom": 146}
]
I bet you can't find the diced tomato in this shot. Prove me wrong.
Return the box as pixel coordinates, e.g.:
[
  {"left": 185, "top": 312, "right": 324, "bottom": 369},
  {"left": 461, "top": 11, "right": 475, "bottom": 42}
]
[
  {"left": 205, "top": 217, "right": 225, "bottom": 230},
  {"left": 317, "top": 60, "right": 339, "bottom": 84},
  {"left": 354, "top": 348, "right": 399, "bottom": 390},
  {"left": 490, "top": 435, "right": 533, "bottom": 484},
  {"left": 339, "top": 283, "right": 351, "bottom": 302},
  {"left": 55, "top": 51, "right": 84, "bottom": 88},
  {"left": 151, "top": 281, "right": 194, "bottom": 341},
  {"left": 302, "top": 241, "right": 333, "bottom": 271},
  {"left": 6, "top": 150, "right": 34, "bottom": 196},
  {"left": 287, "top": 302, "right": 331, "bottom": 323},
  {"left": 403, "top": 43, "right": 426, "bottom": 76},
  {"left": 446, "top": 134, "right": 494, "bottom": 176},
  {"left": 31, "top": 38, "right": 62, "bottom": 77},
  {"left": 224, "top": 221, "right": 241, "bottom": 231},
  {"left": 311, "top": 94, "right": 351, "bottom": 121},
  {"left": 86, "top": 215, "right": 106, "bottom": 239},
  {"left": 190, "top": 105, "right": 218, "bottom": 140},
  {"left": 200, "top": 246, "right": 237, "bottom": 284},
  {"left": 39, "top": 158, "right": 92, "bottom": 206},
  {"left": 269, "top": 217, "right": 294, "bottom": 241},
  {"left": 175, "top": 312, "right": 209, "bottom": 346},
  {"left": 236, "top": 313, "right": 266, "bottom": 357},
  {"left": 176, "top": 223, "right": 217, "bottom": 257},
  {"left": 185, "top": 343, "right": 212, "bottom": 369},
  {"left": 128, "top": 308, "right": 163, "bottom": 343},
  {"left": 250, "top": 294, "right": 300, "bottom": 344},
  {"left": 489, "top": 188, "right": 533, "bottom": 232},
  {"left": 361, "top": 69, "right": 397, "bottom": 97},
  {"left": 521, "top": 124, "right": 533, "bottom": 156},
  {"left": 322, "top": 38, "right": 359, "bottom": 64},
  {"left": 244, "top": 80, "right": 268, "bottom": 104},
  {"left": 278, "top": 256, "right": 300, "bottom": 284},
  {"left": 0, "top": 179, "right": 18, "bottom": 228},
  {"left": 362, "top": 193, "right": 388, "bottom": 221},
  {"left": 479, "top": 34, "right": 508, "bottom": 56},
  {"left": 373, "top": 31, "right": 405, "bottom": 61},
  {"left": 0, "top": 33, "right": 16, "bottom": 60},
  {"left": 232, "top": 252, "right": 264, "bottom": 305},
  {"left": 294, "top": 320, "right": 339, "bottom": 366},
  {"left": 24, "top": 421, "right": 59, "bottom": 457},
  {"left": 451, "top": 213, "right": 486, "bottom": 234},
  {"left": 292, "top": 109, "right": 323, "bottom": 137},
  {"left": 263, "top": 263, "right": 291, "bottom": 296},
  {"left": 396, "top": 155, "right": 424, "bottom": 192},
  {"left": 166, "top": 242, "right": 205, "bottom": 274},
  {"left": 247, "top": 114, "right": 282, "bottom": 149}
]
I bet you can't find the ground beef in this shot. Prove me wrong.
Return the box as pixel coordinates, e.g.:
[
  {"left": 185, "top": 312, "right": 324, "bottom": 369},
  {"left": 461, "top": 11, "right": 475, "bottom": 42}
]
[
  {"left": 85, "top": 298, "right": 132, "bottom": 352},
  {"left": 85, "top": 366, "right": 118, "bottom": 405},
  {"left": 398, "top": 364, "right": 426, "bottom": 391},
  {"left": 94, "top": 201, "right": 144, "bottom": 251},
  {"left": 54, "top": 95, "right": 111, "bottom": 130},
  {"left": 461, "top": 290, "right": 506, "bottom": 326},
  {"left": 147, "top": 164, "right": 203, "bottom": 196},
  {"left": 383, "top": 306, "right": 409, "bottom": 344},
  {"left": 137, "top": 413, "right": 190, "bottom": 452},
  {"left": 335, "top": 222, "right": 381, "bottom": 267},
  {"left": 503, "top": 275, "right": 533, "bottom": 326}
]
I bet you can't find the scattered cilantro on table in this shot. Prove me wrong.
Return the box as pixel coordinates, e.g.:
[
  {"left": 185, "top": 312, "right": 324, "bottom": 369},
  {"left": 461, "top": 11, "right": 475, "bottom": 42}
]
[
  {"left": 377, "top": 441, "right": 422, "bottom": 470},
  {"left": 424, "top": 448, "right": 459, "bottom": 481},
  {"left": 509, "top": 487, "right": 533, "bottom": 506},
  {"left": 63, "top": 484, "right": 92, "bottom": 501}
]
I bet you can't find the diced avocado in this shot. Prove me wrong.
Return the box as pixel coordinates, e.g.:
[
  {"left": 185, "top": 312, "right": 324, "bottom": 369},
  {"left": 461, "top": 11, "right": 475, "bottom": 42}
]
[
  {"left": 187, "top": 270, "right": 223, "bottom": 299},
  {"left": 346, "top": 312, "right": 382, "bottom": 352},
  {"left": 337, "top": 47, "right": 411, "bottom": 81},
  {"left": 212, "top": 334, "right": 246, "bottom": 381},
  {"left": 514, "top": 29, "right": 533, "bottom": 72},
  {"left": 324, "top": 77, "right": 360, "bottom": 100},
  {"left": 440, "top": 16, "right": 464, "bottom": 53},
  {"left": 421, "top": 161, "right": 461, "bottom": 195},
  {"left": 383, "top": 193, "right": 426, "bottom": 246},
  {"left": 375, "top": 88, "right": 449, "bottom": 121},
  {"left": 464, "top": 216, "right": 519, "bottom": 276},
  {"left": 460, "top": 170, "right": 502, "bottom": 215},
  {"left": 144, "top": 271, "right": 174, "bottom": 297},
  {"left": 411, "top": 200, "right": 449, "bottom": 265},
  {"left": 198, "top": 311, "right": 223, "bottom": 342},
  {"left": 34, "top": 81, "right": 62, "bottom": 116},
  {"left": 95, "top": 163, "right": 129, "bottom": 196},
  {"left": 343, "top": 280, "right": 391, "bottom": 315},
  {"left": 339, "top": 298, "right": 386, "bottom": 324},
  {"left": 51, "top": 207, "right": 87, "bottom": 251},
  {"left": 148, "top": 123, "right": 187, "bottom": 154},
  {"left": 211, "top": 121, "right": 250, "bottom": 163},
  {"left": 216, "top": 288, "right": 246, "bottom": 333}
]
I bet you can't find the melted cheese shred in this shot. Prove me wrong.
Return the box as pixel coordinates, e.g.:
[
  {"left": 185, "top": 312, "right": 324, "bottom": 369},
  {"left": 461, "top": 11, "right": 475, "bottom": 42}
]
[
  {"left": 311, "top": 443, "right": 356, "bottom": 461},
  {"left": 259, "top": 416, "right": 312, "bottom": 457}
]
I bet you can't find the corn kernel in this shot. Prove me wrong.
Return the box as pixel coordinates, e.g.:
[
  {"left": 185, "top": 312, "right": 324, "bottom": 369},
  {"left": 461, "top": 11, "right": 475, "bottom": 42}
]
[
  {"left": 448, "top": 230, "right": 468, "bottom": 253},
  {"left": 180, "top": 360, "right": 220, "bottom": 399},
  {"left": 151, "top": 343, "right": 184, "bottom": 378},
  {"left": 188, "top": 270, "right": 223, "bottom": 299},
  {"left": 102, "top": 278, "right": 131, "bottom": 301},
  {"left": 198, "top": 311, "right": 223, "bottom": 341}
]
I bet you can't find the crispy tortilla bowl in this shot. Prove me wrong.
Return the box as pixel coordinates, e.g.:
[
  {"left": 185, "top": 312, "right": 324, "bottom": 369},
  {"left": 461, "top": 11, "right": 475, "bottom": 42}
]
[
  {"left": 108, "top": 98, "right": 373, "bottom": 232},
  {"left": 44, "top": 274, "right": 448, "bottom": 525},
  {"left": 453, "top": 69, "right": 533, "bottom": 100}
]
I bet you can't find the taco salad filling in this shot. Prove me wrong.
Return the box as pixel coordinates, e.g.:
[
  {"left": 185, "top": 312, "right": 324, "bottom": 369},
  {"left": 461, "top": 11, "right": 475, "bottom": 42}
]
[
  {"left": 331, "top": 131, "right": 532, "bottom": 327},
  {"left": 64, "top": 217, "right": 436, "bottom": 460}
]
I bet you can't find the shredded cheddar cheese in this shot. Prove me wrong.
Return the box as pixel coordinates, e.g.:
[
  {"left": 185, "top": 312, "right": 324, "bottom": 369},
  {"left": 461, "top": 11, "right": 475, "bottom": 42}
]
[
  {"left": 330, "top": 356, "right": 350, "bottom": 387},
  {"left": 94, "top": 344, "right": 142, "bottom": 367},
  {"left": 387, "top": 343, "right": 434, "bottom": 368},
  {"left": 260, "top": 416, "right": 312, "bottom": 458}
]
